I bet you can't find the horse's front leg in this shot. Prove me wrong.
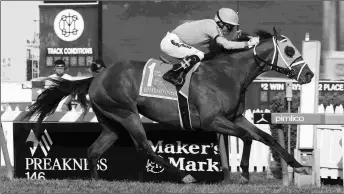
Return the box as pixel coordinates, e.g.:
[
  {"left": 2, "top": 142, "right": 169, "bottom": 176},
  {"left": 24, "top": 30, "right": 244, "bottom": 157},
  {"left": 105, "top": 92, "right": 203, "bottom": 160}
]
[
  {"left": 209, "top": 115, "right": 308, "bottom": 184},
  {"left": 232, "top": 116, "right": 308, "bottom": 174},
  {"left": 216, "top": 121, "right": 253, "bottom": 184},
  {"left": 236, "top": 135, "right": 252, "bottom": 184},
  {"left": 208, "top": 116, "right": 249, "bottom": 184}
]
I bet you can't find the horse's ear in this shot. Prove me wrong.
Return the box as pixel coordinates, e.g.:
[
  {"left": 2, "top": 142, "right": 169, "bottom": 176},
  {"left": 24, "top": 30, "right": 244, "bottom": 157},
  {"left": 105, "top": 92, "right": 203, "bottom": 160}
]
[
  {"left": 273, "top": 27, "right": 277, "bottom": 35},
  {"left": 273, "top": 26, "right": 283, "bottom": 41}
]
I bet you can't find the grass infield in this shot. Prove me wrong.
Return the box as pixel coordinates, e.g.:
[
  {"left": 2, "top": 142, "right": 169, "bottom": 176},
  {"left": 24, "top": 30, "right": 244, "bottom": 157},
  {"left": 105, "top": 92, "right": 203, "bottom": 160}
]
[{"left": 1, "top": 166, "right": 343, "bottom": 193}]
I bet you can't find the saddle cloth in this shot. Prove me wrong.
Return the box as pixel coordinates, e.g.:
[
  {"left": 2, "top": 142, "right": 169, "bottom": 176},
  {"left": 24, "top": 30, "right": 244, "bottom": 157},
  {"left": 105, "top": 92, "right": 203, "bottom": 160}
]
[{"left": 139, "top": 58, "right": 201, "bottom": 131}]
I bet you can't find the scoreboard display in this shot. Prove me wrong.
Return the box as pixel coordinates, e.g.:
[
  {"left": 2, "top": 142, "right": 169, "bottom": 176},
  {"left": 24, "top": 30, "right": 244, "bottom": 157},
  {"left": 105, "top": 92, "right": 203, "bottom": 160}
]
[
  {"left": 259, "top": 81, "right": 344, "bottom": 92},
  {"left": 245, "top": 80, "right": 344, "bottom": 110}
]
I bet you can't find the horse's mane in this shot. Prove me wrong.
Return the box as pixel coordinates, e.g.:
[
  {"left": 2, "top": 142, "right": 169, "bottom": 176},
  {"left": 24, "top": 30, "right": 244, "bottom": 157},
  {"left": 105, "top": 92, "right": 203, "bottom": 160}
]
[
  {"left": 237, "top": 29, "right": 273, "bottom": 42},
  {"left": 205, "top": 29, "right": 274, "bottom": 60}
]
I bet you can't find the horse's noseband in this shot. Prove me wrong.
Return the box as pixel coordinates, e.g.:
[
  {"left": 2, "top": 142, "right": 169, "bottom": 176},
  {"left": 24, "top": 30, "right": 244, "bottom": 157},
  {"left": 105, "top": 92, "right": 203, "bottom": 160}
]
[
  {"left": 253, "top": 36, "right": 296, "bottom": 78},
  {"left": 271, "top": 65, "right": 297, "bottom": 78}
]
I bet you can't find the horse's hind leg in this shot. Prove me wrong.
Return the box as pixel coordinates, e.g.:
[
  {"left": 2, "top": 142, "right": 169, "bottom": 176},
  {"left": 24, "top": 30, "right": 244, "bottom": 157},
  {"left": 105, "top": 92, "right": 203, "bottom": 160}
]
[
  {"left": 122, "top": 113, "right": 196, "bottom": 183},
  {"left": 216, "top": 134, "right": 231, "bottom": 183},
  {"left": 87, "top": 125, "right": 118, "bottom": 180},
  {"left": 238, "top": 137, "right": 252, "bottom": 184},
  {"left": 96, "top": 105, "right": 195, "bottom": 183}
]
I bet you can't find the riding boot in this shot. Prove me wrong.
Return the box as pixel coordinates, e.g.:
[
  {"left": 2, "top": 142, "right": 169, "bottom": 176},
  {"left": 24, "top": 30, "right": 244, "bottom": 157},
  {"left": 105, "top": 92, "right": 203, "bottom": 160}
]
[{"left": 163, "top": 55, "right": 201, "bottom": 86}]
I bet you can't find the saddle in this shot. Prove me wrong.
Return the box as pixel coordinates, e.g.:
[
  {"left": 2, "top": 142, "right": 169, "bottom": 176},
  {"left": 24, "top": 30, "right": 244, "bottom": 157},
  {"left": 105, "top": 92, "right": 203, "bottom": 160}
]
[
  {"left": 159, "top": 52, "right": 215, "bottom": 64},
  {"left": 139, "top": 54, "right": 202, "bottom": 131},
  {"left": 159, "top": 53, "right": 182, "bottom": 65},
  {"left": 150, "top": 52, "right": 215, "bottom": 131}
]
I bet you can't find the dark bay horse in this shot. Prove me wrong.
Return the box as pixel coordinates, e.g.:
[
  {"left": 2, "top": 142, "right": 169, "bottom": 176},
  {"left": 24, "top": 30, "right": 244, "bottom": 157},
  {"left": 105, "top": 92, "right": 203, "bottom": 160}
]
[{"left": 22, "top": 27, "right": 314, "bottom": 184}]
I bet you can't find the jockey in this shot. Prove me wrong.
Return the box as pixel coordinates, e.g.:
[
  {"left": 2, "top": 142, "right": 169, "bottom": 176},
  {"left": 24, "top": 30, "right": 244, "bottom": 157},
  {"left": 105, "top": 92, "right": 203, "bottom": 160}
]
[{"left": 161, "top": 8, "right": 260, "bottom": 86}]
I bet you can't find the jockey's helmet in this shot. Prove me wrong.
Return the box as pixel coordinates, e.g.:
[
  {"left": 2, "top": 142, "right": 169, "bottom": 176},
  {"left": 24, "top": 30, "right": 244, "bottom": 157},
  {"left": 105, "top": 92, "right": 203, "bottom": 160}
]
[{"left": 215, "top": 8, "right": 239, "bottom": 26}]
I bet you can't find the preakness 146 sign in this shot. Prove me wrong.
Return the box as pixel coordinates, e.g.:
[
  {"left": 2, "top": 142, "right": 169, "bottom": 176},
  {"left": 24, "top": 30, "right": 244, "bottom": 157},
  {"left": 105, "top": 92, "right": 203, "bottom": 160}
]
[
  {"left": 24, "top": 129, "right": 107, "bottom": 180},
  {"left": 14, "top": 123, "right": 133, "bottom": 181},
  {"left": 14, "top": 123, "right": 223, "bottom": 183}
]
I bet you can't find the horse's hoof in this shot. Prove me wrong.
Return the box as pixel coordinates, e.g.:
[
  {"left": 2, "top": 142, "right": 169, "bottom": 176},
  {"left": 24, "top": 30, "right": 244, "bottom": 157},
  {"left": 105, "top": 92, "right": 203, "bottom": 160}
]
[
  {"left": 181, "top": 174, "right": 196, "bottom": 184},
  {"left": 294, "top": 167, "right": 309, "bottom": 175},
  {"left": 238, "top": 175, "right": 249, "bottom": 184}
]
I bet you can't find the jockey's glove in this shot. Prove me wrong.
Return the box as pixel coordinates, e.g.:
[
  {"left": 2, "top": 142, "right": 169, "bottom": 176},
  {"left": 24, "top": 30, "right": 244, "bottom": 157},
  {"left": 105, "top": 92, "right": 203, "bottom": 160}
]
[{"left": 248, "top": 37, "right": 260, "bottom": 48}]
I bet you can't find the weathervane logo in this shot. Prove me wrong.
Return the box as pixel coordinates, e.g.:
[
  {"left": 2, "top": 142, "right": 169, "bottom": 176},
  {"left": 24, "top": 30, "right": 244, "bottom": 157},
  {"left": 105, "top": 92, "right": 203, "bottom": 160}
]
[
  {"left": 54, "top": 9, "right": 84, "bottom": 42},
  {"left": 26, "top": 129, "right": 53, "bottom": 157}
]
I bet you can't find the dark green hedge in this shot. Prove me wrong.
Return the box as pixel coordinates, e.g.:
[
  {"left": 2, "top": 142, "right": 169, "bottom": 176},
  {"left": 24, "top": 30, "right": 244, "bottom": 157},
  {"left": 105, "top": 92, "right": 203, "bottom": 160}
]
[{"left": 268, "top": 92, "right": 344, "bottom": 169}]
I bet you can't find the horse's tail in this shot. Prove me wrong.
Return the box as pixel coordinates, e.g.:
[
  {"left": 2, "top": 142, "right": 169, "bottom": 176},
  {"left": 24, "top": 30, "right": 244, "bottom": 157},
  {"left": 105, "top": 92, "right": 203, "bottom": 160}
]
[{"left": 21, "top": 77, "right": 94, "bottom": 136}]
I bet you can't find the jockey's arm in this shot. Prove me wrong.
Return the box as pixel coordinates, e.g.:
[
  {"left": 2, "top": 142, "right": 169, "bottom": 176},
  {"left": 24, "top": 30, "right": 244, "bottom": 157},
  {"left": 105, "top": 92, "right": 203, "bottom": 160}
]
[{"left": 216, "top": 36, "right": 249, "bottom": 50}]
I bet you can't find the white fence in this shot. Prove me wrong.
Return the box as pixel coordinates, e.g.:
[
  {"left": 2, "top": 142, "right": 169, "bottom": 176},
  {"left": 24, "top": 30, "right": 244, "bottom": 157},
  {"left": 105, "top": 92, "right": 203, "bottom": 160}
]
[
  {"left": 1, "top": 104, "right": 343, "bottom": 179},
  {"left": 1, "top": 82, "right": 32, "bottom": 103},
  {"left": 236, "top": 104, "right": 343, "bottom": 178}
]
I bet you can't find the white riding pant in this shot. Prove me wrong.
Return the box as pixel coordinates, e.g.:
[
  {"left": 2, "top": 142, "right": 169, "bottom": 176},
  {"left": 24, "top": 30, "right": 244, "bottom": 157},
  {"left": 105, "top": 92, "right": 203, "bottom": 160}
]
[{"left": 160, "top": 32, "right": 205, "bottom": 61}]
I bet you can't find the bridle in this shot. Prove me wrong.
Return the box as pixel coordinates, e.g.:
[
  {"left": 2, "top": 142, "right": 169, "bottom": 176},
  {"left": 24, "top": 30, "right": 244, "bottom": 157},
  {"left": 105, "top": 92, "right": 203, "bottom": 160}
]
[{"left": 252, "top": 36, "right": 298, "bottom": 79}]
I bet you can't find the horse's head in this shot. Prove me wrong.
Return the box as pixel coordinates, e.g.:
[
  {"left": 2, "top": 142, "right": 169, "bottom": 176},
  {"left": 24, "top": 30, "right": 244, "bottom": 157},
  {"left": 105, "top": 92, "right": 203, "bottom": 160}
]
[{"left": 253, "top": 27, "right": 314, "bottom": 84}]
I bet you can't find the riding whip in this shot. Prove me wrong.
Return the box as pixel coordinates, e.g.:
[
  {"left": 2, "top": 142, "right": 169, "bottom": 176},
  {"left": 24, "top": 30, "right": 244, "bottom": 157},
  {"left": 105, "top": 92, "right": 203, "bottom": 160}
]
[{"left": 236, "top": 0, "right": 241, "bottom": 39}]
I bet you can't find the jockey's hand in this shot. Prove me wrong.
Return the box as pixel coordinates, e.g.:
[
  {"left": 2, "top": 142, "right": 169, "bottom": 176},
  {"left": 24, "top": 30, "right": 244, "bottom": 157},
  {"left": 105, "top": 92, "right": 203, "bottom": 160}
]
[{"left": 248, "top": 36, "right": 260, "bottom": 48}]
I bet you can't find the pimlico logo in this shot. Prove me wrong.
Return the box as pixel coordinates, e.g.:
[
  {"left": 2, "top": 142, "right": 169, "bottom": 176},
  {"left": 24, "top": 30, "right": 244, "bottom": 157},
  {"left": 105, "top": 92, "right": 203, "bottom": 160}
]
[{"left": 54, "top": 9, "right": 84, "bottom": 42}]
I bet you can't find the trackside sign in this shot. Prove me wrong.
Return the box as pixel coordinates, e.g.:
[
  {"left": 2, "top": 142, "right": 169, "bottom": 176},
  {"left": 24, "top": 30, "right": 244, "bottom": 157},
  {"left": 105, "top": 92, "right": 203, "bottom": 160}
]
[{"left": 14, "top": 123, "right": 223, "bottom": 183}]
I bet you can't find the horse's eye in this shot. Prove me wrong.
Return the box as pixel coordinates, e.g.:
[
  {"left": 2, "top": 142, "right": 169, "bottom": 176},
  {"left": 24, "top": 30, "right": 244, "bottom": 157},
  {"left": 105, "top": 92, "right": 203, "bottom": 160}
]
[{"left": 284, "top": 46, "right": 295, "bottom": 58}]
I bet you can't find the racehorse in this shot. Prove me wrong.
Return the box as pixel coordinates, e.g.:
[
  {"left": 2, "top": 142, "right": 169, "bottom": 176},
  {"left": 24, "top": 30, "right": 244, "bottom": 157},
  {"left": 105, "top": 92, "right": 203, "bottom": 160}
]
[{"left": 22, "top": 27, "right": 314, "bottom": 184}]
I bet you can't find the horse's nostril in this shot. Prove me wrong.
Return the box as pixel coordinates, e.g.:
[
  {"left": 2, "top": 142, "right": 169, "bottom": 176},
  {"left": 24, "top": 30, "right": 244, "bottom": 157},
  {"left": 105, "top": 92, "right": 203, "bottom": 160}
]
[{"left": 306, "top": 72, "right": 314, "bottom": 80}]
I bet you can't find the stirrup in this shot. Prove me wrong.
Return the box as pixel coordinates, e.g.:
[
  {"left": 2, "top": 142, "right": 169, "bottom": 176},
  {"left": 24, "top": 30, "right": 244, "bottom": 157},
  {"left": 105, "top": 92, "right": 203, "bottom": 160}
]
[{"left": 175, "top": 77, "right": 184, "bottom": 86}]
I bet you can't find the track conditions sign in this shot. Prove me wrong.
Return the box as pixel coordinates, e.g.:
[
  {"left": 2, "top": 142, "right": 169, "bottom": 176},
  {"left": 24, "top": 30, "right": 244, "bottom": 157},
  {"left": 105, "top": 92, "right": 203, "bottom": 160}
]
[{"left": 47, "top": 48, "right": 93, "bottom": 55}]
